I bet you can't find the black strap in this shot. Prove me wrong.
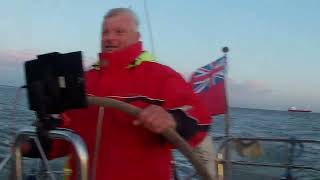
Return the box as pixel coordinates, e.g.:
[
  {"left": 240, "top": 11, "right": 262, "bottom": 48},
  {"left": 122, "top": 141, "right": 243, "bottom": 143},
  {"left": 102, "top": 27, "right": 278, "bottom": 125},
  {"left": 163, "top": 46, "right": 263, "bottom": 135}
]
[{"left": 197, "top": 124, "right": 210, "bottom": 132}]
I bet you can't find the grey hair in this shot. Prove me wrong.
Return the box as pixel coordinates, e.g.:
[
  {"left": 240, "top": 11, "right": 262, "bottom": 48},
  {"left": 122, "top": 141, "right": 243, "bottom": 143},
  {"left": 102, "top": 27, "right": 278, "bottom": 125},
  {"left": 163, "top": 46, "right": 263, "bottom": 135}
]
[{"left": 103, "top": 8, "right": 139, "bottom": 31}]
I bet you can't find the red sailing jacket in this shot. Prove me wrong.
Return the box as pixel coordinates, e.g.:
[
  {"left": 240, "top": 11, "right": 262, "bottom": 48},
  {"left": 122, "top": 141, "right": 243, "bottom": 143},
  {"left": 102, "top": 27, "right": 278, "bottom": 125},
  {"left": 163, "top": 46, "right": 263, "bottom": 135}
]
[{"left": 49, "top": 42, "right": 211, "bottom": 180}]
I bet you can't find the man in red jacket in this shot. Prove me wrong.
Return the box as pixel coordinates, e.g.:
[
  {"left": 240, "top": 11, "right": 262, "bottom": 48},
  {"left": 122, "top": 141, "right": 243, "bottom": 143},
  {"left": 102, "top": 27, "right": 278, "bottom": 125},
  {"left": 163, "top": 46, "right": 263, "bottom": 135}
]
[{"left": 24, "top": 8, "right": 211, "bottom": 180}]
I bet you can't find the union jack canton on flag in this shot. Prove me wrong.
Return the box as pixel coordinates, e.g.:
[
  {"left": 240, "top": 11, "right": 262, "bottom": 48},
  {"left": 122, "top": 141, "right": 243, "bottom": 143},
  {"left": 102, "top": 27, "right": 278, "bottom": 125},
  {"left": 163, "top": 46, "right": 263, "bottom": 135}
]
[{"left": 192, "top": 56, "right": 227, "bottom": 93}]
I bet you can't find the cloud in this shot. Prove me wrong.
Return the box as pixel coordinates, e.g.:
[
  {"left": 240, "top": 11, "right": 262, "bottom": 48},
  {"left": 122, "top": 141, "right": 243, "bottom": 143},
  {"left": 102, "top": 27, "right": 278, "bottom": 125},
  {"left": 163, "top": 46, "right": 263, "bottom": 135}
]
[
  {"left": 83, "top": 55, "right": 97, "bottom": 70},
  {"left": 229, "top": 79, "right": 272, "bottom": 96},
  {"left": 0, "top": 49, "right": 97, "bottom": 68},
  {"left": 226, "top": 79, "right": 319, "bottom": 111},
  {"left": 0, "top": 49, "right": 97, "bottom": 86},
  {"left": 0, "top": 49, "right": 38, "bottom": 66},
  {"left": 227, "top": 79, "right": 276, "bottom": 109},
  {"left": 0, "top": 50, "right": 38, "bottom": 85}
]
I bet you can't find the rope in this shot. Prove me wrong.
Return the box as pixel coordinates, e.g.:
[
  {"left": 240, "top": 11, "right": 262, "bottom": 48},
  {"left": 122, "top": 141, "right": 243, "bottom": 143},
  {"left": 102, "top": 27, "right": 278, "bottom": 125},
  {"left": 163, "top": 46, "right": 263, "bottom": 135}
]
[
  {"left": 143, "top": 0, "right": 156, "bottom": 55},
  {"left": 91, "top": 107, "right": 105, "bottom": 180}
]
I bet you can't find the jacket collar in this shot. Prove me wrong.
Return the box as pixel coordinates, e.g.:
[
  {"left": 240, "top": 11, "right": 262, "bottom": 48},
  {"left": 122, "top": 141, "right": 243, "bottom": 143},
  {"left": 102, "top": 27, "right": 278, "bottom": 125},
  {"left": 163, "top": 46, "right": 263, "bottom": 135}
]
[{"left": 98, "top": 41, "right": 143, "bottom": 70}]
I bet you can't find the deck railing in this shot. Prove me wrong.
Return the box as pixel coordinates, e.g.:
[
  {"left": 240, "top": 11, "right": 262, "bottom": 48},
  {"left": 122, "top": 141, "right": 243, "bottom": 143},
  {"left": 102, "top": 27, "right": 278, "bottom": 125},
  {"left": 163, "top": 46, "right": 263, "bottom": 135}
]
[
  {"left": 11, "top": 126, "right": 88, "bottom": 180},
  {"left": 215, "top": 137, "right": 320, "bottom": 180}
]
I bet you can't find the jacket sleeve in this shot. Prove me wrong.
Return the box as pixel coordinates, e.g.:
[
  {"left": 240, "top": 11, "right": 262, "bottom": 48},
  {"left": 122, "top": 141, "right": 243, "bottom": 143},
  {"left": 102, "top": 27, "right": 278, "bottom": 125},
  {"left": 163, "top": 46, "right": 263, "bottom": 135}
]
[{"left": 160, "top": 72, "right": 212, "bottom": 147}]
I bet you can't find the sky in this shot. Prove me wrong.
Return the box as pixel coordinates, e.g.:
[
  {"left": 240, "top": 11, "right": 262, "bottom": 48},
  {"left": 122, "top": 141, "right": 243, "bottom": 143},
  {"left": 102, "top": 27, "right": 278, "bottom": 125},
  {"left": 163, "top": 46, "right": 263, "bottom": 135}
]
[{"left": 0, "top": 0, "right": 319, "bottom": 112}]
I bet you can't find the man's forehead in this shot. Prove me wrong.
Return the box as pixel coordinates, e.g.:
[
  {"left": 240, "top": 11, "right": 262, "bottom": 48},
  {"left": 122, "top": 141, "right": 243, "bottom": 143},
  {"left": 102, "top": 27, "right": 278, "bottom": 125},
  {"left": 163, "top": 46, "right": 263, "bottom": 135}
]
[
  {"left": 102, "top": 14, "right": 137, "bottom": 31},
  {"left": 104, "top": 13, "right": 135, "bottom": 24}
]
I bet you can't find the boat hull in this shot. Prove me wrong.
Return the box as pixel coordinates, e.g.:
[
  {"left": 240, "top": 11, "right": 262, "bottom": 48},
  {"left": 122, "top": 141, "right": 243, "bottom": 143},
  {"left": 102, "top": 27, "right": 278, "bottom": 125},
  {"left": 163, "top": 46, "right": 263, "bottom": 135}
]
[{"left": 288, "top": 109, "right": 312, "bottom": 112}]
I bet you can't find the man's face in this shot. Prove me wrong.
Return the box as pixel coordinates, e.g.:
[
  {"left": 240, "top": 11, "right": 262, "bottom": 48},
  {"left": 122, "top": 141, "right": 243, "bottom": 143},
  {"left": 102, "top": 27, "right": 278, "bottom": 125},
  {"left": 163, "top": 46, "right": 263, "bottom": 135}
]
[{"left": 101, "top": 13, "right": 140, "bottom": 53}]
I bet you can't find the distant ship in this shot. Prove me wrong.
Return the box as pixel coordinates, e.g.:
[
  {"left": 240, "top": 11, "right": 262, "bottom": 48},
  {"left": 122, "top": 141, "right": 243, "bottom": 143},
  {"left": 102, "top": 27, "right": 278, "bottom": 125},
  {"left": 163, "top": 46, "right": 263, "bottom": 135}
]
[{"left": 288, "top": 106, "right": 312, "bottom": 112}]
